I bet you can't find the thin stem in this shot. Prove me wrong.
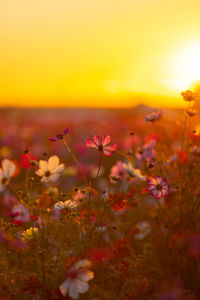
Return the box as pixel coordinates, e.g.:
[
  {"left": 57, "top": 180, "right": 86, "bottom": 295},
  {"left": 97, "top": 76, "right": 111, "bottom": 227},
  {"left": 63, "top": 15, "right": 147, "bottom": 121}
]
[
  {"left": 63, "top": 139, "right": 87, "bottom": 184},
  {"left": 95, "top": 152, "right": 102, "bottom": 181}
]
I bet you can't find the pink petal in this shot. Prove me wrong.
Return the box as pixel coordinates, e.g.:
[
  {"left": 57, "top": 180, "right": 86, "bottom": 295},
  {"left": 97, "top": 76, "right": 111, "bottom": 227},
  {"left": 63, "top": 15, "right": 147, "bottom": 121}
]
[
  {"left": 93, "top": 135, "right": 101, "bottom": 146},
  {"left": 156, "top": 191, "right": 162, "bottom": 199},
  {"left": 103, "top": 144, "right": 117, "bottom": 156},
  {"left": 148, "top": 185, "right": 156, "bottom": 191},
  {"left": 85, "top": 138, "right": 98, "bottom": 149},
  {"left": 103, "top": 149, "right": 113, "bottom": 156},
  {"left": 101, "top": 135, "right": 111, "bottom": 146},
  {"left": 162, "top": 190, "right": 168, "bottom": 197},
  {"left": 151, "top": 189, "right": 158, "bottom": 196},
  {"left": 148, "top": 178, "right": 157, "bottom": 185}
]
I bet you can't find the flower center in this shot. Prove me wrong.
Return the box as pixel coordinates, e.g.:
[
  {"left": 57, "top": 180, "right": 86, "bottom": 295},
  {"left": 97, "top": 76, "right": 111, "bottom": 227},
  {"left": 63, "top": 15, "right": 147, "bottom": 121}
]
[
  {"left": 45, "top": 170, "right": 51, "bottom": 177},
  {"left": 68, "top": 269, "right": 79, "bottom": 279},
  {"left": 156, "top": 184, "right": 163, "bottom": 191},
  {"left": 98, "top": 144, "right": 103, "bottom": 152}
]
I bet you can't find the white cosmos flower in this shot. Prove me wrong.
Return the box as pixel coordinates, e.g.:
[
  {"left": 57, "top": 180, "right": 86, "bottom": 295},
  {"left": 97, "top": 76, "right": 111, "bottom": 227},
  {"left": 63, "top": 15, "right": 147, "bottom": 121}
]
[
  {"left": 123, "top": 162, "right": 146, "bottom": 181},
  {"left": 0, "top": 159, "right": 16, "bottom": 192},
  {"left": 59, "top": 260, "right": 94, "bottom": 299},
  {"left": 35, "top": 155, "right": 64, "bottom": 183},
  {"left": 54, "top": 200, "right": 78, "bottom": 210}
]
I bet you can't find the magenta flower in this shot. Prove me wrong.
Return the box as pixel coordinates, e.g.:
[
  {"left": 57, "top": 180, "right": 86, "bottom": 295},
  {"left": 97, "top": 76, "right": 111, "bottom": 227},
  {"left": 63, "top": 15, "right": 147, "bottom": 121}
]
[
  {"left": 86, "top": 135, "right": 117, "bottom": 156},
  {"left": 49, "top": 128, "right": 70, "bottom": 142},
  {"left": 147, "top": 176, "right": 169, "bottom": 199}
]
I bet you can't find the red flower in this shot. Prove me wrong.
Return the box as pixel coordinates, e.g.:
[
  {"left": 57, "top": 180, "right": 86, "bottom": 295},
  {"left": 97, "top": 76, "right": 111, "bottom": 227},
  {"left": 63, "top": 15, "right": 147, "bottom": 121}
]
[
  {"left": 108, "top": 192, "right": 127, "bottom": 211},
  {"left": 85, "top": 135, "right": 117, "bottom": 156}
]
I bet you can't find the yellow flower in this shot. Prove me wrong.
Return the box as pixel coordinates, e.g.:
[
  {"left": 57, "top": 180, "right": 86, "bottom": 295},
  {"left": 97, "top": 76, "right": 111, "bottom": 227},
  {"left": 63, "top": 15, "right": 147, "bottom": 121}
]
[{"left": 22, "top": 227, "right": 39, "bottom": 241}]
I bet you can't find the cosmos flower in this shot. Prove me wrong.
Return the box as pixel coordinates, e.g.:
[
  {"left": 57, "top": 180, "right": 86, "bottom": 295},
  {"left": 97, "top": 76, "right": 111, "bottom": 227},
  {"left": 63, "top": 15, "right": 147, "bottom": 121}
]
[
  {"left": 12, "top": 203, "right": 30, "bottom": 222},
  {"left": 181, "top": 90, "right": 197, "bottom": 101},
  {"left": 135, "top": 139, "right": 156, "bottom": 168},
  {"left": 0, "top": 159, "right": 16, "bottom": 192},
  {"left": 147, "top": 176, "right": 169, "bottom": 199},
  {"left": 54, "top": 200, "right": 78, "bottom": 210},
  {"left": 109, "top": 160, "right": 127, "bottom": 183},
  {"left": 144, "top": 110, "right": 163, "bottom": 123},
  {"left": 186, "top": 108, "right": 199, "bottom": 117},
  {"left": 35, "top": 155, "right": 64, "bottom": 183},
  {"left": 59, "top": 260, "right": 94, "bottom": 299},
  {"left": 85, "top": 135, "right": 117, "bottom": 156},
  {"left": 49, "top": 128, "right": 70, "bottom": 142},
  {"left": 123, "top": 162, "right": 146, "bottom": 181},
  {"left": 135, "top": 221, "right": 151, "bottom": 240}
]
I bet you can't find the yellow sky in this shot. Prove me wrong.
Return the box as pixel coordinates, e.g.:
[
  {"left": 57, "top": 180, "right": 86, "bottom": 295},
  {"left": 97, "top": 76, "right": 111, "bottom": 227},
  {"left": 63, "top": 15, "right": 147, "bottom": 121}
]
[{"left": 1, "top": 0, "right": 200, "bottom": 107}]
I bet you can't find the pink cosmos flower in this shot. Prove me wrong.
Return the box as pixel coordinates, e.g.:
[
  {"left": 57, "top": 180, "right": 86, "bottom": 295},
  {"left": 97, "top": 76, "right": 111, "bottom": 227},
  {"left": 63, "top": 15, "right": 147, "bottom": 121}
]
[
  {"left": 109, "top": 160, "right": 127, "bottom": 183},
  {"left": 147, "top": 176, "right": 169, "bottom": 199},
  {"left": 85, "top": 135, "right": 117, "bottom": 156},
  {"left": 144, "top": 110, "right": 163, "bottom": 123}
]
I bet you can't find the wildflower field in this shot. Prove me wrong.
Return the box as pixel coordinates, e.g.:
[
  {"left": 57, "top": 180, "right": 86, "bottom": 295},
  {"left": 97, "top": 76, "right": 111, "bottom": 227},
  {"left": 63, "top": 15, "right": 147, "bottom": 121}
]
[{"left": 0, "top": 91, "right": 200, "bottom": 299}]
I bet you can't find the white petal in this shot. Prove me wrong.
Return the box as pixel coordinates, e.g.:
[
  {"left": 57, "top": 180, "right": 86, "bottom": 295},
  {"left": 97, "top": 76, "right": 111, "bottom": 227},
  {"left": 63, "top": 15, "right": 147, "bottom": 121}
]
[
  {"left": 148, "top": 185, "right": 156, "bottom": 191},
  {"left": 35, "top": 169, "right": 44, "bottom": 177},
  {"left": 41, "top": 176, "right": 49, "bottom": 183},
  {"left": 76, "top": 279, "right": 89, "bottom": 294},
  {"left": 48, "top": 156, "right": 60, "bottom": 171},
  {"left": 59, "top": 279, "right": 70, "bottom": 296},
  {"left": 73, "top": 260, "right": 91, "bottom": 271},
  {"left": 53, "top": 163, "right": 65, "bottom": 174},
  {"left": 54, "top": 202, "right": 65, "bottom": 210},
  {"left": 64, "top": 200, "right": 78, "bottom": 209},
  {"left": 69, "top": 282, "right": 79, "bottom": 299},
  {"left": 2, "top": 159, "right": 16, "bottom": 178},
  {"left": 39, "top": 160, "right": 48, "bottom": 171},
  {"left": 49, "top": 173, "right": 60, "bottom": 182}
]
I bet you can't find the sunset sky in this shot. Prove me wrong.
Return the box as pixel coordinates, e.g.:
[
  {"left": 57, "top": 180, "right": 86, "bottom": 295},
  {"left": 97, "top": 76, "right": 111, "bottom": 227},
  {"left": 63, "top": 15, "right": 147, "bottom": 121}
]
[{"left": 1, "top": 0, "right": 200, "bottom": 108}]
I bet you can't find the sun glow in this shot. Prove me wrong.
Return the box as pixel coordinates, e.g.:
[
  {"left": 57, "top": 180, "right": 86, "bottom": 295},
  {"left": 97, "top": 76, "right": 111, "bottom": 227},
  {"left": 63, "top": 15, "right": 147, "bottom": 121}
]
[{"left": 167, "top": 43, "right": 200, "bottom": 91}]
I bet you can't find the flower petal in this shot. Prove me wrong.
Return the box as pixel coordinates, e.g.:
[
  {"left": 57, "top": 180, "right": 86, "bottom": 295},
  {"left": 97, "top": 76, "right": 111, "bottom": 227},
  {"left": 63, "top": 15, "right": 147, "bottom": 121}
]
[
  {"left": 103, "top": 144, "right": 117, "bottom": 156},
  {"left": 69, "top": 281, "right": 79, "bottom": 299},
  {"left": 59, "top": 279, "right": 70, "bottom": 296},
  {"left": 48, "top": 156, "right": 60, "bottom": 171},
  {"left": 2, "top": 159, "right": 16, "bottom": 178},
  {"left": 39, "top": 160, "right": 48, "bottom": 172},
  {"left": 85, "top": 138, "right": 98, "bottom": 149},
  {"left": 93, "top": 135, "right": 101, "bottom": 146},
  {"left": 101, "top": 135, "right": 111, "bottom": 147},
  {"left": 49, "top": 173, "right": 60, "bottom": 182},
  {"left": 76, "top": 279, "right": 89, "bottom": 294},
  {"left": 53, "top": 163, "right": 65, "bottom": 174}
]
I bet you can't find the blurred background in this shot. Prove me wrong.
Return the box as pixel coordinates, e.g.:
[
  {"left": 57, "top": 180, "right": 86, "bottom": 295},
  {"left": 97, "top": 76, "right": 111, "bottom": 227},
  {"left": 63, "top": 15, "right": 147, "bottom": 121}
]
[{"left": 1, "top": 0, "right": 200, "bottom": 108}]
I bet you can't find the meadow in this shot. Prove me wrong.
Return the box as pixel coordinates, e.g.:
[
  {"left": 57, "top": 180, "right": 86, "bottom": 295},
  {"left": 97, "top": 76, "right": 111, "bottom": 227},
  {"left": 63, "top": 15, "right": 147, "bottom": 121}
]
[{"left": 0, "top": 91, "right": 200, "bottom": 299}]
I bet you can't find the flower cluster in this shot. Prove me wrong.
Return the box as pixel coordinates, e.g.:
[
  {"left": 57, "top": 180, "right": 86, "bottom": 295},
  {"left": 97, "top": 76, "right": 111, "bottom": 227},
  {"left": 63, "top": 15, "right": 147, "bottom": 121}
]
[{"left": 0, "top": 91, "right": 200, "bottom": 299}]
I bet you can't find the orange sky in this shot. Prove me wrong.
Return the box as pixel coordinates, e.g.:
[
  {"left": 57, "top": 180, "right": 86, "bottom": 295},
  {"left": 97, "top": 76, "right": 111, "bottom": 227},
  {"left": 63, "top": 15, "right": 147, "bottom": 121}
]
[{"left": 1, "top": 0, "right": 200, "bottom": 108}]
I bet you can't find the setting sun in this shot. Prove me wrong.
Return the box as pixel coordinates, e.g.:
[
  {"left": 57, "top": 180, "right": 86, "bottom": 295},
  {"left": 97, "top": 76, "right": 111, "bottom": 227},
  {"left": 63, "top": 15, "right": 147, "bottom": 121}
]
[
  {"left": 167, "top": 42, "right": 200, "bottom": 92},
  {"left": 1, "top": 0, "right": 200, "bottom": 107}
]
